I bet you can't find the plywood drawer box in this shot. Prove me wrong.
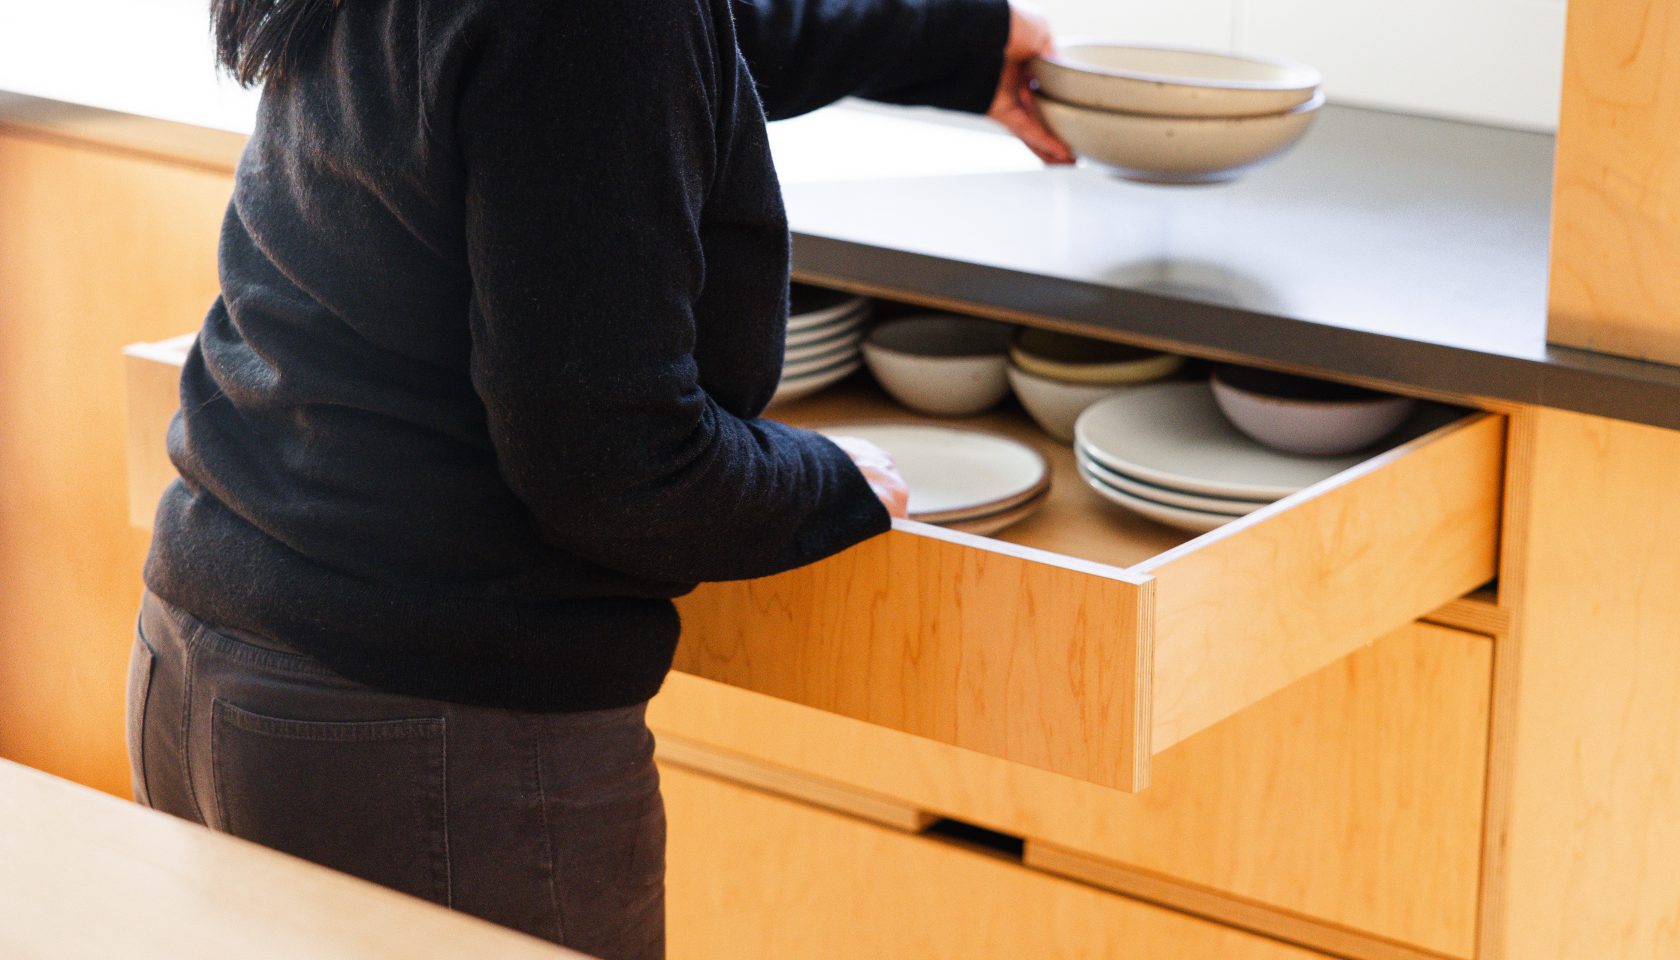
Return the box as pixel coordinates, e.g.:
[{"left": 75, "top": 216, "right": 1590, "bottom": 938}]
[
  {"left": 663, "top": 762, "right": 1332, "bottom": 960},
  {"left": 653, "top": 620, "right": 1491, "bottom": 959},
  {"left": 123, "top": 334, "right": 1502, "bottom": 795},
  {"left": 674, "top": 382, "right": 1502, "bottom": 792}
]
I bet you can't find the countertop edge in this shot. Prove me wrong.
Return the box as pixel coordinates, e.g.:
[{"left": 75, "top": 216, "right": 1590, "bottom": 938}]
[{"left": 790, "top": 234, "right": 1680, "bottom": 432}]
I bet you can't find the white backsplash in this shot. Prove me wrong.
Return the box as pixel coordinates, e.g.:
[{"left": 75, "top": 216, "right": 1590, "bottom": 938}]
[
  {"left": 0, "top": 0, "right": 1565, "bottom": 133},
  {"left": 1039, "top": 0, "right": 1567, "bottom": 131}
]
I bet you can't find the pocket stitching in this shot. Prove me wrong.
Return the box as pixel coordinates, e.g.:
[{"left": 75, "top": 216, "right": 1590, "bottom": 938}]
[{"left": 212, "top": 697, "right": 444, "bottom": 742}]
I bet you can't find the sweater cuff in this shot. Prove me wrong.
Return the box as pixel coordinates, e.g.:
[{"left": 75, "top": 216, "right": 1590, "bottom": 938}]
[
  {"left": 787, "top": 428, "right": 895, "bottom": 569},
  {"left": 919, "top": 0, "right": 1012, "bottom": 114}
]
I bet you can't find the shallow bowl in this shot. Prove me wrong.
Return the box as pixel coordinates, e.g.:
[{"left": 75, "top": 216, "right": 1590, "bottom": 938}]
[
  {"left": 1210, "top": 365, "right": 1416, "bottom": 456},
  {"left": 1010, "top": 328, "right": 1185, "bottom": 385},
  {"left": 1007, "top": 365, "right": 1128, "bottom": 443},
  {"left": 862, "top": 315, "right": 1013, "bottom": 416},
  {"left": 1032, "top": 44, "right": 1320, "bottom": 118},
  {"left": 1037, "top": 92, "right": 1323, "bottom": 184}
]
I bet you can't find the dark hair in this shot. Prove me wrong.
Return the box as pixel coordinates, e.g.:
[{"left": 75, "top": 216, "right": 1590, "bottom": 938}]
[{"left": 211, "top": 0, "right": 341, "bottom": 87}]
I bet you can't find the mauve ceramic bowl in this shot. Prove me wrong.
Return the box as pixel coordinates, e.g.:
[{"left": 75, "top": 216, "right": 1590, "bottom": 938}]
[
  {"left": 1037, "top": 91, "right": 1323, "bottom": 184},
  {"left": 862, "top": 315, "right": 1013, "bottom": 416},
  {"left": 1032, "top": 44, "right": 1320, "bottom": 118},
  {"left": 1210, "top": 365, "right": 1416, "bottom": 456}
]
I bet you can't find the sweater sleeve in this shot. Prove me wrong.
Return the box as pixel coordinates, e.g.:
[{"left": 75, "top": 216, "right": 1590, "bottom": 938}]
[
  {"left": 733, "top": 0, "right": 1012, "bottom": 120},
  {"left": 455, "top": 0, "right": 891, "bottom": 585}
]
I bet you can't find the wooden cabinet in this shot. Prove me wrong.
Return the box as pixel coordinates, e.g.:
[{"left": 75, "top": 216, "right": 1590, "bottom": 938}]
[
  {"left": 663, "top": 762, "right": 1332, "bottom": 960},
  {"left": 0, "top": 122, "right": 230, "bottom": 795},
  {"left": 654, "top": 620, "right": 1492, "bottom": 959},
  {"left": 675, "top": 383, "right": 1502, "bottom": 791}
]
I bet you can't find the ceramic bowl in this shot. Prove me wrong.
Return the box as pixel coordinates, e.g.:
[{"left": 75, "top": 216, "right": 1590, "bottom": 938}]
[
  {"left": 1007, "top": 365, "right": 1128, "bottom": 443},
  {"left": 1037, "top": 92, "right": 1323, "bottom": 184},
  {"left": 862, "top": 315, "right": 1013, "bottom": 416},
  {"left": 1010, "top": 328, "right": 1185, "bottom": 385},
  {"left": 1032, "top": 44, "right": 1320, "bottom": 118},
  {"left": 1210, "top": 365, "right": 1416, "bottom": 456}
]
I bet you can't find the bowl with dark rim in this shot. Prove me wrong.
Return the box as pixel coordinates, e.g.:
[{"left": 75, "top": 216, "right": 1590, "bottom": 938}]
[{"left": 1210, "top": 364, "right": 1416, "bottom": 456}]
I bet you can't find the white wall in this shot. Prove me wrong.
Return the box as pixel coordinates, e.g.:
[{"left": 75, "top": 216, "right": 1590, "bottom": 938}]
[
  {"left": 1040, "top": 0, "right": 1568, "bottom": 130},
  {"left": 0, "top": 0, "right": 1565, "bottom": 134}
]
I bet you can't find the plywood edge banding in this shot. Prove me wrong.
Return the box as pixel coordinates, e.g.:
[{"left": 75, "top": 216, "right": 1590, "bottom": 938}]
[
  {"left": 653, "top": 734, "right": 937, "bottom": 833},
  {"left": 1023, "top": 841, "right": 1461, "bottom": 960}
]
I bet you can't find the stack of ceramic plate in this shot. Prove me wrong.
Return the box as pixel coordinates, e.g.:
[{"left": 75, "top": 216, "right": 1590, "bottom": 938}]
[
  {"left": 819, "top": 424, "right": 1050, "bottom": 536},
  {"left": 771, "top": 285, "right": 871, "bottom": 406},
  {"left": 1073, "top": 381, "right": 1370, "bottom": 533}
]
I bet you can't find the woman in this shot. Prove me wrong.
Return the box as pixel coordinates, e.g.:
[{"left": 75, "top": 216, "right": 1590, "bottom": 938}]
[{"left": 127, "top": 0, "right": 1068, "bottom": 956}]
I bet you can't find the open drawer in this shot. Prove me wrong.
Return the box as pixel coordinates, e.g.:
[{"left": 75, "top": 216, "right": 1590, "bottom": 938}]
[
  {"left": 123, "top": 334, "right": 1502, "bottom": 794},
  {"left": 673, "top": 378, "right": 1503, "bottom": 792}
]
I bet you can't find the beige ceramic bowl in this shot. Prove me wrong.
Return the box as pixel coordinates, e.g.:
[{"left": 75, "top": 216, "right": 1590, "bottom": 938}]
[
  {"left": 1010, "top": 328, "right": 1185, "bottom": 385},
  {"left": 1033, "top": 44, "right": 1321, "bottom": 118},
  {"left": 862, "top": 315, "right": 1013, "bottom": 416},
  {"left": 1007, "top": 365, "right": 1128, "bottom": 443},
  {"left": 1038, "top": 92, "right": 1324, "bottom": 184}
]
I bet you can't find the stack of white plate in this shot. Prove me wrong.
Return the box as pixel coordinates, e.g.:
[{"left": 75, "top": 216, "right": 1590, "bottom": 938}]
[
  {"left": 771, "top": 285, "right": 871, "bottom": 406},
  {"left": 1073, "top": 381, "right": 1369, "bottom": 533},
  {"left": 819, "top": 424, "right": 1051, "bottom": 536}
]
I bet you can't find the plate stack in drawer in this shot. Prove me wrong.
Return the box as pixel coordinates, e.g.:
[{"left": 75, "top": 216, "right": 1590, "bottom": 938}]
[{"left": 772, "top": 285, "right": 870, "bottom": 406}]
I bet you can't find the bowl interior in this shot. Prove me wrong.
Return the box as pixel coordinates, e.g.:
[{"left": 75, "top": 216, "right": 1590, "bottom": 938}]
[
  {"left": 867, "top": 315, "right": 1012, "bottom": 358},
  {"left": 1049, "top": 44, "right": 1320, "bottom": 91},
  {"left": 1212, "top": 364, "right": 1389, "bottom": 404},
  {"left": 1013, "top": 328, "right": 1162, "bottom": 366}
]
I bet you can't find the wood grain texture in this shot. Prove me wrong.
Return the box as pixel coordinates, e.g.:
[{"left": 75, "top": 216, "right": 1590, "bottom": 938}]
[
  {"left": 1023, "top": 844, "right": 1451, "bottom": 960},
  {"left": 662, "top": 762, "right": 1331, "bottom": 960},
  {"left": 655, "top": 733, "right": 935, "bottom": 833},
  {"left": 0, "top": 759, "right": 586, "bottom": 960},
  {"left": 651, "top": 621, "right": 1493, "bottom": 957},
  {"left": 674, "top": 526, "right": 1157, "bottom": 791},
  {"left": 1481, "top": 408, "right": 1680, "bottom": 959},
  {"left": 0, "top": 131, "right": 228, "bottom": 795},
  {"left": 1141, "top": 412, "right": 1503, "bottom": 751},
  {"left": 1420, "top": 587, "right": 1506, "bottom": 636},
  {"left": 1547, "top": 0, "right": 1680, "bottom": 363}
]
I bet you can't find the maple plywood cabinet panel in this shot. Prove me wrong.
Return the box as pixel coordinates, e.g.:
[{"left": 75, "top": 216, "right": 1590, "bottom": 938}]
[
  {"left": 652, "top": 620, "right": 1493, "bottom": 959},
  {"left": 0, "top": 122, "right": 232, "bottom": 795},
  {"left": 662, "top": 763, "right": 1334, "bottom": 960}
]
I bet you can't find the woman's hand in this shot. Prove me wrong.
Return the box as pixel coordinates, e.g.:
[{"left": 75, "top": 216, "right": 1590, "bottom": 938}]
[
  {"left": 828, "top": 436, "right": 911, "bottom": 519},
  {"left": 988, "top": 5, "right": 1075, "bottom": 165}
]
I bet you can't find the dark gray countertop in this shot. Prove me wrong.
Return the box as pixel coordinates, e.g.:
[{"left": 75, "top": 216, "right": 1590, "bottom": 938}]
[
  {"left": 6, "top": 88, "right": 1678, "bottom": 428},
  {"left": 782, "top": 105, "right": 1680, "bottom": 429}
]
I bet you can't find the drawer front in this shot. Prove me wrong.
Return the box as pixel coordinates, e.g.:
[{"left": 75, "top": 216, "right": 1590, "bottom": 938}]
[
  {"left": 674, "top": 408, "right": 1503, "bottom": 791},
  {"left": 652, "top": 621, "right": 1493, "bottom": 958},
  {"left": 663, "top": 762, "right": 1330, "bottom": 960}
]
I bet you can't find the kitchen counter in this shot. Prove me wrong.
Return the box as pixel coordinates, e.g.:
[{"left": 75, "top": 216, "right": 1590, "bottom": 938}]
[
  {"left": 0, "top": 758, "right": 586, "bottom": 959},
  {"left": 7, "top": 82, "right": 1677, "bottom": 428}
]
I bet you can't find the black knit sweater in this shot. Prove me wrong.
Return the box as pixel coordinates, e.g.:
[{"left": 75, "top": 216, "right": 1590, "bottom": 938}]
[{"left": 144, "top": 0, "right": 1010, "bottom": 709}]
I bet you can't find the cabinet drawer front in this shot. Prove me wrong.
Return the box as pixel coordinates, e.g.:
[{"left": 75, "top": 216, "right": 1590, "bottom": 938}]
[
  {"left": 664, "top": 763, "right": 1330, "bottom": 960},
  {"left": 653, "top": 621, "right": 1493, "bottom": 958},
  {"left": 674, "top": 528, "right": 1153, "bottom": 790},
  {"left": 676, "top": 407, "right": 1503, "bottom": 791}
]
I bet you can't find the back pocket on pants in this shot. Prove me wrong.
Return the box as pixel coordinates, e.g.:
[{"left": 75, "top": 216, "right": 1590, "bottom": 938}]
[{"left": 211, "top": 698, "right": 450, "bottom": 905}]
